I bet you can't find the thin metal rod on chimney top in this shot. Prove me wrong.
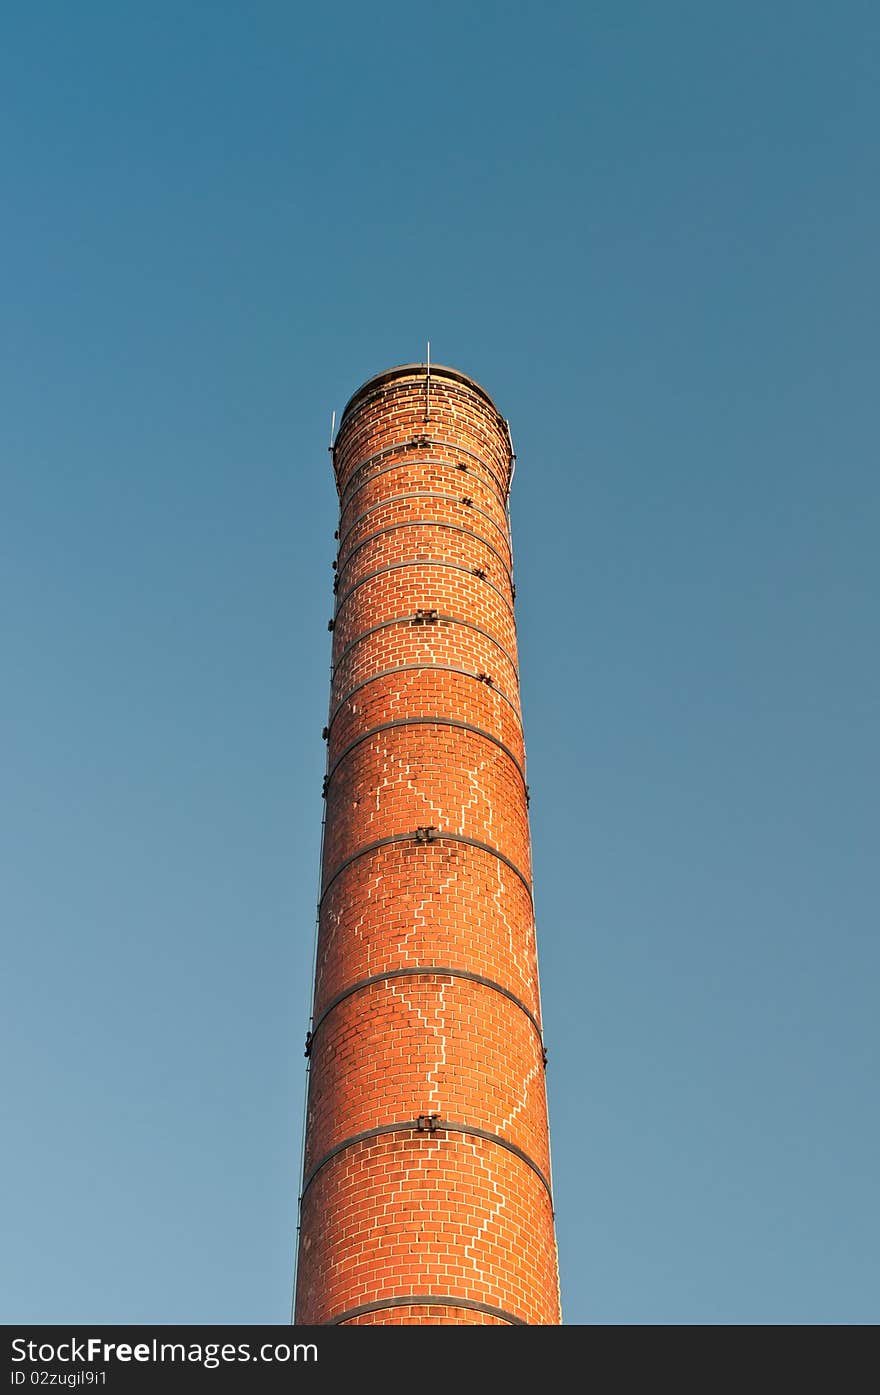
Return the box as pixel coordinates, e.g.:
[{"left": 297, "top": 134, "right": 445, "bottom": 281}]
[{"left": 425, "top": 341, "right": 431, "bottom": 423}]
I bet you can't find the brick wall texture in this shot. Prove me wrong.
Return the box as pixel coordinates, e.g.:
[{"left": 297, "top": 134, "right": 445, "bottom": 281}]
[{"left": 294, "top": 364, "right": 562, "bottom": 1326}]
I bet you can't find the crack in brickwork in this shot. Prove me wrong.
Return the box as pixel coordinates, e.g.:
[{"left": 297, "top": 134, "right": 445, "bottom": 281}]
[
  {"left": 490, "top": 863, "right": 537, "bottom": 1003},
  {"left": 497, "top": 1056, "right": 542, "bottom": 1138},
  {"left": 463, "top": 1140, "right": 507, "bottom": 1282},
  {"left": 386, "top": 977, "right": 448, "bottom": 1114}
]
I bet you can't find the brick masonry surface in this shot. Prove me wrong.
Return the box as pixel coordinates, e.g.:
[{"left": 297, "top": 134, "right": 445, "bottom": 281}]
[{"left": 294, "top": 365, "right": 562, "bottom": 1326}]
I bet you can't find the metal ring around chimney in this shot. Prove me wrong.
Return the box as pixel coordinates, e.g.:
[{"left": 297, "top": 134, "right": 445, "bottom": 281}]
[
  {"left": 334, "top": 558, "right": 515, "bottom": 622},
  {"left": 332, "top": 613, "right": 520, "bottom": 677},
  {"left": 299, "top": 1120, "right": 553, "bottom": 1207},
  {"left": 327, "top": 664, "right": 522, "bottom": 737},
  {"left": 327, "top": 1295, "right": 525, "bottom": 1326},
  {"left": 338, "top": 490, "right": 511, "bottom": 556},
  {"left": 336, "top": 519, "right": 513, "bottom": 590},
  {"left": 324, "top": 717, "right": 527, "bottom": 790},
  {"left": 309, "top": 965, "right": 542, "bottom": 1044},
  {"left": 319, "top": 832, "right": 532, "bottom": 905},
  {"left": 338, "top": 438, "right": 508, "bottom": 513}
]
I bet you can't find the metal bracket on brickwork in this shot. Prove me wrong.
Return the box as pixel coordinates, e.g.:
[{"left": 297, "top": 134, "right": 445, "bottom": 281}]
[
  {"left": 332, "top": 575, "right": 339, "bottom": 593},
  {"left": 414, "top": 825, "right": 438, "bottom": 844},
  {"left": 412, "top": 608, "right": 439, "bottom": 625},
  {"left": 456, "top": 462, "right": 468, "bottom": 471},
  {"left": 472, "top": 567, "right": 487, "bottom": 581},
  {"left": 321, "top": 776, "right": 329, "bottom": 798},
  {"left": 461, "top": 496, "right": 473, "bottom": 507},
  {"left": 477, "top": 672, "right": 494, "bottom": 687},
  {"left": 511, "top": 582, "right": 517, "bottom": 600},
  {"left": 542, "top": 1046, "right": 549, "bottom": 1069},
  {"left": 525, "top": 785, "right": 531, "bottom": 806},
  {"left": 327, "top": 619, "right": 335, "bottom": 631},
  {"left": 304, "top": 1031, "right": 313, "bottom": 1059},
  {"left": 417, "top": 1114, "right": 442, "bottom": 1133},
  {"left": 321, "top": 727, "right": 329, "bottom": 741}
]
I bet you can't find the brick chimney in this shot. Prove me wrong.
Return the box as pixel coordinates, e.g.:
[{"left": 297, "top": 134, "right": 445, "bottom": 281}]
[{"left": 294, "top": 363, "right": 562, "bottom": 1325}]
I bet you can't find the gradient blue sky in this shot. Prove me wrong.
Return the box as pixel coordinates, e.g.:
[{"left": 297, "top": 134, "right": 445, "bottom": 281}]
[{"left": 2, "top": 1, "right": 878, "bottom": 1324}]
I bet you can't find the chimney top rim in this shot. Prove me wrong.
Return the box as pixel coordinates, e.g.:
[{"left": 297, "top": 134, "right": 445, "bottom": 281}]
[{"left": 338, "top": 363, "right": 505, "bottom": 430}]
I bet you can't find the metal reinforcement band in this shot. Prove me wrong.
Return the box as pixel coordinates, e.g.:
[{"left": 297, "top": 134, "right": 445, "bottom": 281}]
[
  {"left": 310, "top": 965, "right": 543, "bottom": 1043},
  {"left": 336, "top": 519, "right": 513, "bottom": 587},
  {"left": 332, "top": 614, "right": 520, "bottom": 679},
  {"left": 325, "top": 717, "right": 527, "bottom": 789},
  {"left": 328, "top": 1295, "right": 525, "bottom": 1326},
  {"left": 338, "top": 439, "right": 508, "bottom": 513},
  {"left": 319, "top": 832, "right": 533, "bottom": 905},
  {"left": 338, "top": 490, "right": 511, "bottom": 554},
  {"left": 339, "top": 456, "right": 509, "bottom": 524},
  {"left": 328, "top": 664, "right": 522, "bottom": 735},
  {"left": 334, "top": 557, "right": 515, "bottom": 620},
  {"left": 299, "top": 1120, "right": 553, "bottom": 1205}
]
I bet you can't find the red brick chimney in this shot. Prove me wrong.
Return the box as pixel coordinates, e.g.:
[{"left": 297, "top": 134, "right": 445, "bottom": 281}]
[{"left": 294, "top": 363, "right": 561, "bottom": 1325}]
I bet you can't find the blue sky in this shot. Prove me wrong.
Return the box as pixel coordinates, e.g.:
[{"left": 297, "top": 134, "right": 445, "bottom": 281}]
[{"left": 2, "top": 1, "right": 878, "bottom": 1323}]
